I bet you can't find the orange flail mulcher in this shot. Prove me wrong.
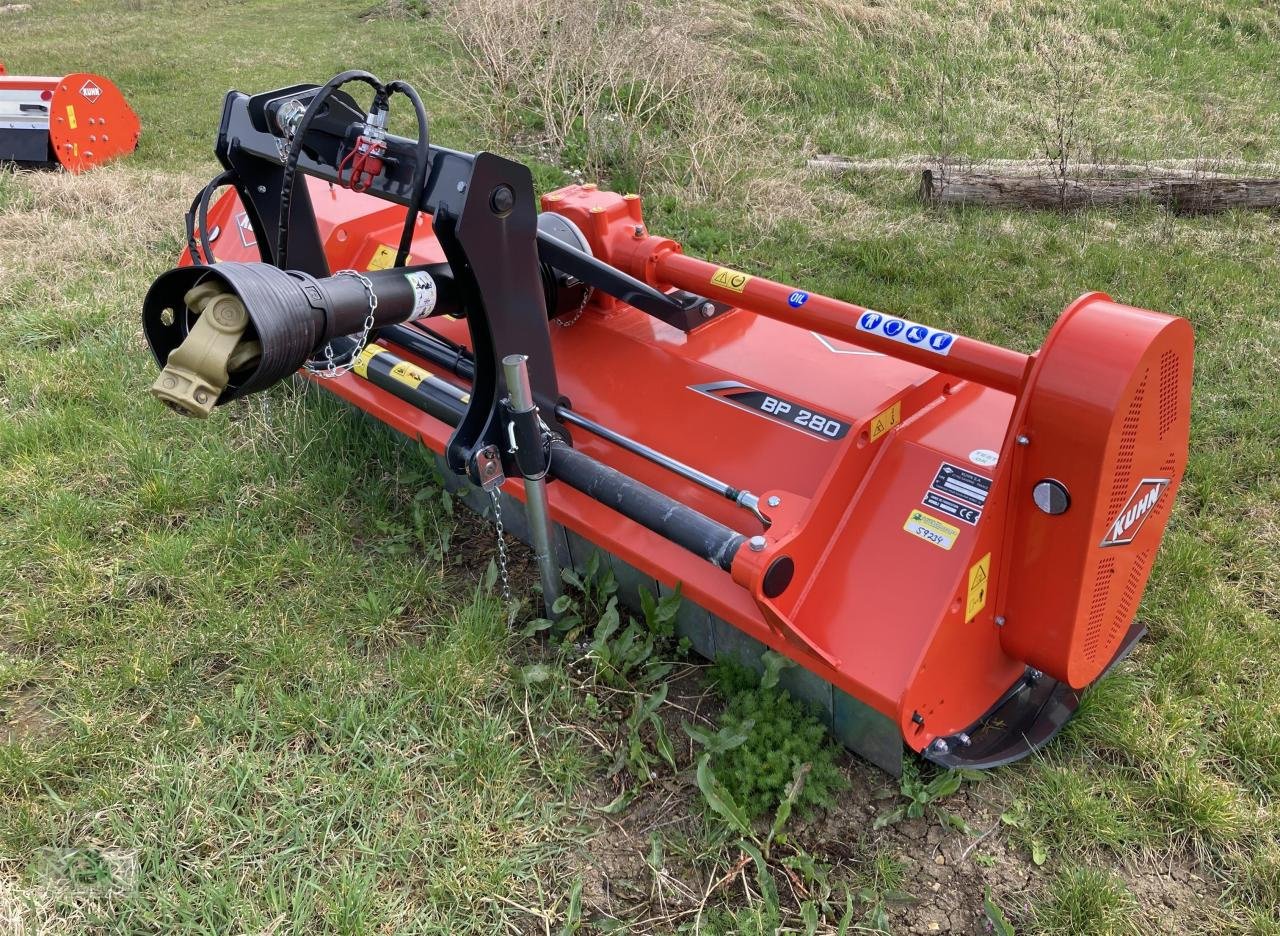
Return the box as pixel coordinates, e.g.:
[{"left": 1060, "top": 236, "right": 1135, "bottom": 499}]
[
  {"left": 0, "top": 67, "right": 140, "bottom": 171},
  {"left": 140, "top": 72, "right": 1193, "bottom": 773}
]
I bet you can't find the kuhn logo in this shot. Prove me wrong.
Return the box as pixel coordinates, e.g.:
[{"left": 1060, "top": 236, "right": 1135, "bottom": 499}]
[
  {"left": 79, "top": 80, "right": 102, "bottom": 103},
  {"left": 1101, "top": 478, "right": 1169, "bottom": 547}
]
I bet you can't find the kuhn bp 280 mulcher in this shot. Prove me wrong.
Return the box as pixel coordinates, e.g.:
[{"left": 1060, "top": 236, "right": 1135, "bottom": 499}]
[{"left": 142, "top": 73, "right": 1193, "bottom": 773}]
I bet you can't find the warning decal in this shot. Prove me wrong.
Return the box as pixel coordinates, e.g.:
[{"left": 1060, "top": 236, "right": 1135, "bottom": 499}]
[
  {"left": 389, "top": 359, "right": 429, "bottom": 389},
  {"left": 923, "top": 491, "right": 981, "bottom": 526},
  {"left": 868, "top": 401, "right": 901, "bottom": 442},
  {"left": 966, "top": 552, "right": 991, "bottom": 622},
  {"left": 710, "top": 267, "right": 752, "bottom": 293},
  {"left": 353, "top": 344, "right": 385, "bottom": 379},
  {"left": 65, "top": 105, "right": 77, "bottom": 130},
  {"left": 366, "top": 244, "right": 396, "bottom": 271},
  {"left": 404, "top": 270, "right": 438, "bottom": 321},
  {"left": 930, "top": 462, "right": 991, "bottom": 509},
  {"left": 856, "top": 310, "right": 955, "bottom": 355},
  {"left": 903, "top": 509, "right": 960, "bottom": 551}
]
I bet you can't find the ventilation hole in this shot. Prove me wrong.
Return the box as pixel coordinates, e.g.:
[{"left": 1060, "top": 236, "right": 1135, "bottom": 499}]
[
  {"left": 1083, "top": 556, "right": 1116, "bottom": 663},
  {"left": 1108, "top": 373, "right": 1147, "bottom": 518},
  {"left": 1101, "top": 548, "right": 1152, "bottom": 659},
  {"left": 1158, "top": 350, "right": 1180, "bottom": 440}
]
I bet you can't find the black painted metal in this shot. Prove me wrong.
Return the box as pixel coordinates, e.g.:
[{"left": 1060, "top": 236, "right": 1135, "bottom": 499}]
[
  {"left": 210, "top": 84, "right": 569, "bottom": 484},
  {"left": 924, "top": 620, "right": 1147, "bottom": 769}
]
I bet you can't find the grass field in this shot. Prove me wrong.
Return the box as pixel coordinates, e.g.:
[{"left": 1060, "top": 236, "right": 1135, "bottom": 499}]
[{"left": 2, "top": 1, "right": 1279, "bottom": 933}]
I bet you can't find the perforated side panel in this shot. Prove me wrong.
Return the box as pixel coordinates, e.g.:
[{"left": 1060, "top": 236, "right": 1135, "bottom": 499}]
[
  {"left": 1083, "top": 556, "right": 1117, "bottom": 663},
  {"left": 1104, "top": 547, "right": 1151, "bottom": 655},
  {"left": 1107, "top": 372, "right": 1147, "bottom": 518},
  {"left": 1158, "top": 350, "right": 1180, "bottom": 440}
]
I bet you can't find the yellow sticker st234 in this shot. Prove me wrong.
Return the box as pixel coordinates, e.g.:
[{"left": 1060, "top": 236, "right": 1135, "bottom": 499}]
[{"left": 903, "top": 509, "right": 960, "bottom": 550}]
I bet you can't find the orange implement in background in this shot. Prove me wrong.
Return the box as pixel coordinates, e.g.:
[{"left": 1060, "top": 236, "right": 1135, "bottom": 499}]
[
  {"left": 0, "top": 66, "right": 140, "bottom": 171},
  {"left": 141, "top": 75, "right": 1193, "bottom": 774}
]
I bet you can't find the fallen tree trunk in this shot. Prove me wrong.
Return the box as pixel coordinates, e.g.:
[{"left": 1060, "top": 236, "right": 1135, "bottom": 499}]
[
  {"left": 919, "top": 168, "right": 1280, "bottom": 213},
  {"left": 807, "top": 155, "right": 1280, "bottom": 214}
]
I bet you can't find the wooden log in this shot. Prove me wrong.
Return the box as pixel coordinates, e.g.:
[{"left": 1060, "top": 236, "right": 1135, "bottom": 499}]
[
  {"left": 807, "top": 154, "right": 1280, "bottom": 179},
  {"left": 918, "top": 168, "right": 1280, "bottom": 213},
  {"left": 805, "top": 155, "right": 1280, "bottom": 214}
]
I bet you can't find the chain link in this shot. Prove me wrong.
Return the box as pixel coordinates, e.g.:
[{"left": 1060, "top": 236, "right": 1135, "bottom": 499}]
[
  {"left": 304, "top": 269, "right": 379, "bottom": 378},
  {"left": 555, "top": 284, "right": 593, "bottom": 328},
  {"left": 489, "top": 487, "right": 512, "bottom": 605}
]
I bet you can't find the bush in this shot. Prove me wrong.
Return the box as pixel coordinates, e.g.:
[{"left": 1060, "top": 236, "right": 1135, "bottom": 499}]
[
  {"left": 704, "top": 661, "right": 845, "bottom": 821},
  {"left": 433, "top": 0, "right": 758, "bottom": 195}
]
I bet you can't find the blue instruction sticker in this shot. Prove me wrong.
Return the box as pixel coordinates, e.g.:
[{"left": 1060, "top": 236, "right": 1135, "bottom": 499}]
[
  {"left": 856, "top": 309, "right": 955, "bottom": 356},
  {"left": 788, "top": 290, "right": 809, "bottom": 308}
]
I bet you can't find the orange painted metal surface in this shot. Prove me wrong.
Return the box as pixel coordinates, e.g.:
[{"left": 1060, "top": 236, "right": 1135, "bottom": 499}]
[
  {"left": 0, "top": 71, "right": 140, "bottom": 171},
  {"left": 186, "top": 177, "right": 1194, "bottom": 751}
]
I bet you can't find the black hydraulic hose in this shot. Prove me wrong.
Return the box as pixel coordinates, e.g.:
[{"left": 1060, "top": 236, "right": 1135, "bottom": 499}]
[
  {"left": 276, "top": 69, "right": 385, "bottom": 269},
  {"left": 384, "top": 79, "right": 430, "bottom": 269},
  {"left": 185, "top": 169, "right": 237, "bottom": 264},
  {"left": 382, "top": 323, "right": 475, "bottom": 380}
]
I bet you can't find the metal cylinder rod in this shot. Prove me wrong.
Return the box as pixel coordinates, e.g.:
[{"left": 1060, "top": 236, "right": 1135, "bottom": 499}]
[
  {"left": 502, "top": 353, "right": 563, "bottom": 615},
  {"left": 555, "top": 407, "right": 766, "bottom": 525},
  {"left": 354, "top": 343, "right": 747, "bottom": 571},
  {"left": 381, "top": 324, "right": 767, "bottom": 524}
]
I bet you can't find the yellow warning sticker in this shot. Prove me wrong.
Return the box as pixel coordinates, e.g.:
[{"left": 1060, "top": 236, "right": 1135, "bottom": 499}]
[
  {"left": 367, "top": 244, "right": 396, "bottom": 271},
  {"left": 353, "top": 344, "right": 385, "bottom": 378},
  {"left": 65, "top": 105, "right": 77, "bottom": 130},
  {"left": 903, "top": 509, "right": 960, "bottom": 551},
  {"left": 869, "top": 401, "right": 901, "bottom": 442},
  {"left": 390, "top": 360, "right": 430, "bottom": 388},
  {"left": 966, "top": 552, "right": 991, "bottom": 622},
  {"left": 710, "top": 266, "right": 752, "bottom": 293}
]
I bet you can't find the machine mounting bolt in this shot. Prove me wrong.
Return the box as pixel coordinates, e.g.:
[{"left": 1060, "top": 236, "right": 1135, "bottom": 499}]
[
  {"left": 994, "top": 615, "right": 1006, "bottom": 627},
  {"left": 911, "top": 711, "right": 925, "bottom": 727},
  {"left": 256, "top": 185, "right": 267, "bottom": 194},
  {"left": 456, "top": 180, "right": 467, "bottom": 193},
  {"left": 1016, "top": 434, "right": 1030, "bottom": 445},
  {"left": 701, "top": 302, "right": 715, "bottom": 318},
  {"left": 490, "top": 184, "right": 515, "bottom": 214},
  {"left": 633, "top": 225, "right": 644, "bottom": 237},
  {"left": 748, "top": 535, "right": 767, "bottom": 552},
  {"left": 931, "top": 738, "right": 950, "bottom": 755},
  {"left": 767, "top": 496, "right": 781, "bottom": 507}
]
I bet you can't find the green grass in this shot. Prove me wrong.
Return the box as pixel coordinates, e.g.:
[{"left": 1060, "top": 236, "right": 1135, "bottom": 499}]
[{"left": 3, "top": 0, "right": 1280, "bottom": 933}]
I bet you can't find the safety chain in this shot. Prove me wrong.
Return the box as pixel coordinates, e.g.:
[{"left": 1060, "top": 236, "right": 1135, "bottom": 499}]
[
  {"left": 304, "top": 269, "right": 378, "bottom": 378},
  {"left": 555, "top": 284, "right": 594, "bottom": 328},
  {"left": 488, "top": 487, "right": 512, "bottom": 604}
]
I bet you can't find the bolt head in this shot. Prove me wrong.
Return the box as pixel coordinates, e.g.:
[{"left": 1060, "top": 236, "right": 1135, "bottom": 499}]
[
  {"left": 931, "top": 739, "right": 950, "bottom": 755},
  {"left": 490, "top": 184, "right": 515, "bottom": 214},
  {"left": 256, "top": 185, "right": 267, "bottom": 194},
  {"left": 633, "top": 225, "right": 645, "bottom": 237},
  {"left": 456, "top": 180, "right": 468, "bottom": 193},
  {"left": 701, "top": 302, "right": 716, "bottom": 319},
  {"left": 1016, "top": 434, "right": 1030, "bottom": 446},
  {"left": 767, "top": 496, "right": 781, "bottom": 508},
  {"left": 748, "top": 535, "right": 767, "bottom": 552},
  {"left": 194, "top": 390, "right": 209, "bottom": 404},
  {"left": 994, "top": 615, "right": 1006, "bottom": 627}
]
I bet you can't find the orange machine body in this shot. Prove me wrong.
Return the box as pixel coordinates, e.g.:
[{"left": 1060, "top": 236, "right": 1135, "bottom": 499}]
[
  {"left": 186, "top": 178, "right": 1194, "bottom": 766},
  {"left": 0, "top": 71, "right": 140, "bottom": 171}
]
